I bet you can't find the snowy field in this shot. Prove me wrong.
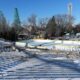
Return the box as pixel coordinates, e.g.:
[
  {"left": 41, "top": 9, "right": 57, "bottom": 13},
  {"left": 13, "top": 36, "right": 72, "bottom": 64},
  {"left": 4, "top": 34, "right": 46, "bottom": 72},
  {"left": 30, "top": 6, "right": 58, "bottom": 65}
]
[
  {"left": 0, "top": 40, "right": 80, "bottom": 80},
  {"left": 16, "top": 39, "right": 80, "bottom": 51}
]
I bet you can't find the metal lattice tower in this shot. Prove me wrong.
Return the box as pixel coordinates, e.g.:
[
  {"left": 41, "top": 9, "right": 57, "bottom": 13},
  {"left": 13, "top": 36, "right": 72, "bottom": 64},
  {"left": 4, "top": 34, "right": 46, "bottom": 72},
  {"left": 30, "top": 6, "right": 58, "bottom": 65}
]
[
  {"left": 68, "top": 2, "right": 72, "bottom": 16},
  {"left": 68, "top": 2, "right": 72, "bottom": 24},
  {"left": 14, "top": 8, "right": 21, "bottom": 27}
]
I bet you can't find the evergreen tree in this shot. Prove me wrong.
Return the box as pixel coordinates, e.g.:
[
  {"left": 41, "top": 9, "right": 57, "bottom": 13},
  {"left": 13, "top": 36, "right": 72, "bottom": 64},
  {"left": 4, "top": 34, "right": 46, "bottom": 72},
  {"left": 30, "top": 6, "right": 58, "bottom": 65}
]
[
  {"left": 0, "top": 10, "right": 7, "bottom": 33},
  {"left": 46, "top": 16, "right": 57, "bottom": 38},
  {"left": 0, "top": 10, "right": 9, "bottom": 39}
]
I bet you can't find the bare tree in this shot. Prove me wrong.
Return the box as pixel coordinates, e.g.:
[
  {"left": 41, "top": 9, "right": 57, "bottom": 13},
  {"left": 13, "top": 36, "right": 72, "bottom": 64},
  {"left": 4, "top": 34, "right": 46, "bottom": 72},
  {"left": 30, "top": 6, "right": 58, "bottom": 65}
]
[
  {"left": 38, "top": 18, "right": 49, "bottom": 28},
  {"left": 28, "top": 14, "right": 37, "bottom": 27},
  {"left": 55, "top": 14, "right": 74, "bottom": 27},
  {"left": 28, "top": 14, "right": 37, "bottom": 35},
  {"left": 55, "top": 14, "right": 74, "bottom": 34}
]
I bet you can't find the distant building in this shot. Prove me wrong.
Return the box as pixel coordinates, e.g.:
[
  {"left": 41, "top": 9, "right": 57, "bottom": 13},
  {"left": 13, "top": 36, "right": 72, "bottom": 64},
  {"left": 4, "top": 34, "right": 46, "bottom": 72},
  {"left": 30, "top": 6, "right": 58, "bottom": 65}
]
[
  {"left": 76, "top": 33, "right": 80, "bottom": 38},
  {"left": 18, "top": 28, "right": 30, "bottom": 40}
]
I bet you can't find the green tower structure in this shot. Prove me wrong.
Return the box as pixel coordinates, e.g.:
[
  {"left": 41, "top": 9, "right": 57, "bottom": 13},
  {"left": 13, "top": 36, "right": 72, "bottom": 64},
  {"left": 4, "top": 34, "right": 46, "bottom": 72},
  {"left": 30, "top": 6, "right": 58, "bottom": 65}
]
[{"left": 13, "top": 8, "right": 21, "bottom": 32}]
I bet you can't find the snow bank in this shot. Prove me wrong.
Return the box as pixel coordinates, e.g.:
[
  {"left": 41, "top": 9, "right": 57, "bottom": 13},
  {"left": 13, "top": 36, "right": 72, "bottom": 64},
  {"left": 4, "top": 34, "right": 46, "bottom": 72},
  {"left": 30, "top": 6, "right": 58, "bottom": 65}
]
[{"left": 15, "top": 42, "right": 26, "bottom": 47}]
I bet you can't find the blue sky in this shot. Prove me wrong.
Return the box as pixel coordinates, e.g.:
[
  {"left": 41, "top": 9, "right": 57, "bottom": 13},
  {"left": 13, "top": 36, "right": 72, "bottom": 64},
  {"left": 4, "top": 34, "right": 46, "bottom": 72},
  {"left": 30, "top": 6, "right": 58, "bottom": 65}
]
[{"left": 0, "top": 0, "right": 80, "bottom": 24}]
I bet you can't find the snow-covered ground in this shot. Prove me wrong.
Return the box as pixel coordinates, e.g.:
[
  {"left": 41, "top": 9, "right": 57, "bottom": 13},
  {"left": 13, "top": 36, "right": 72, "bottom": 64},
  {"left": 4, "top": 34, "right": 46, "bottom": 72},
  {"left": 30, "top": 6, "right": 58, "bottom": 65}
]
[
  {"left": 0, "top": 40, "right": 27, "bottom": 73},
  {"left": 0, "top": 39, "right": 80, "bottom": 80},
  {"left": 0, "top": 48, "right": 79, "bottom": 80},
  {"left": 0, "top": 56, "right": 80, "bottom": 80},
  {"left": 16, "top": 39, "right": 80, "bottom": 52}
]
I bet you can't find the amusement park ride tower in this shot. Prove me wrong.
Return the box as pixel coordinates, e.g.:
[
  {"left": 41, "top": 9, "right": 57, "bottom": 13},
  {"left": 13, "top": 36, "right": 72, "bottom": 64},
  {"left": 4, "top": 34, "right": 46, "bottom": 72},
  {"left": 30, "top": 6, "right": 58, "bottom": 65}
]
[{"left": 68, "top": 2, "right": 72, "bottom": 24}]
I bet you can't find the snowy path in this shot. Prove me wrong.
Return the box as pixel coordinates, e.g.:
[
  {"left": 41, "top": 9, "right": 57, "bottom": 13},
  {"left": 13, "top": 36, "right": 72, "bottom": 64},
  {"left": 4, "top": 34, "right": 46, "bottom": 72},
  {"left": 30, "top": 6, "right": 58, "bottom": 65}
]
[
  {"left": 0, "top": 52, "right": 80, "bottom": 80},
  {"left": 0, "top": 41, "right": 80, "bottom": 80},
  {"left": 0, "top": 58, "right": 80, "bottom": 80}
]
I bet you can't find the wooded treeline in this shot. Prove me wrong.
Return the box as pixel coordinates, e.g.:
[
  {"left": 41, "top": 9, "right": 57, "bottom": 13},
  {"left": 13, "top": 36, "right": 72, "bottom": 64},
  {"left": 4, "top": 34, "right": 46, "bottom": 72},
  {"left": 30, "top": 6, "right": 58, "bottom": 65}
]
[{"left": 0, "top": 8, "right": 80, "bottom": 41}]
